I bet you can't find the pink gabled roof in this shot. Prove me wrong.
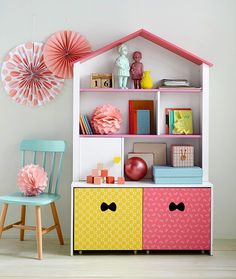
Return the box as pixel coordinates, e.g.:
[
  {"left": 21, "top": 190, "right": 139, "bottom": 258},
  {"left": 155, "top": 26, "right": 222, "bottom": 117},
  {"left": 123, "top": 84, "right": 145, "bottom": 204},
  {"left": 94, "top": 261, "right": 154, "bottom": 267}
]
[{"left": 74, "top": 29, "right": 213, "bottom": 67}]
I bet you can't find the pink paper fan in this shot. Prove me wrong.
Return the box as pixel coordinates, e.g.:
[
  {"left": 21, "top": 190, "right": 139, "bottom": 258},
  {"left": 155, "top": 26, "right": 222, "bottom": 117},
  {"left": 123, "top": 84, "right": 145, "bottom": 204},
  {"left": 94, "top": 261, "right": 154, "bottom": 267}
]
[
  {"left": 91, "top": 104, "right": 122, "bottom": 135},
  {"left": 17, "top": 164, "right": 48, "bottom": 196},
  {"left": 43, "top": 30, "right": 92, "bottom": 79},
  {"left": 1, "top": 42, "right": 64, "bottom": 107}
]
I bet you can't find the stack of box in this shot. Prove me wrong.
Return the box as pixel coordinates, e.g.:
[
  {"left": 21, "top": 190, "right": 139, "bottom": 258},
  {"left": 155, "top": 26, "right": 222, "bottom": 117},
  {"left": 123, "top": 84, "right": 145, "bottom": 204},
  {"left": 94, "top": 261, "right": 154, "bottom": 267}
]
[
  {"left": 86, "top": 163, "right": 125, "bottom": 185},
  {"left": 153, "top": 166, "right": 203, "bottom": 184},
  {"left": 153, "top": 144, "right": 202, "bottom": 184}
]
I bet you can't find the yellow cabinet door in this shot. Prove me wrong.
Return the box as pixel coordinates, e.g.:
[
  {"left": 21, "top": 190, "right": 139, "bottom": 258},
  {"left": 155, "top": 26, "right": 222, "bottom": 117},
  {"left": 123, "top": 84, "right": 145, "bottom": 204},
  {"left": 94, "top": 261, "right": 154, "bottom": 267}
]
[{"left": 74, "top": 188, "right": 142, "bottom": 250}]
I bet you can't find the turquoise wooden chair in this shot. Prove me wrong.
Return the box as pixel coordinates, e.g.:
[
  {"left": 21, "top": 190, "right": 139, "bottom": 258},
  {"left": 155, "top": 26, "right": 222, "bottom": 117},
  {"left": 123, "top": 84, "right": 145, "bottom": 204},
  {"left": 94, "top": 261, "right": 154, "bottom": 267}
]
[{"left": 0, "top": 140, "right": 66, "bottom": 260}]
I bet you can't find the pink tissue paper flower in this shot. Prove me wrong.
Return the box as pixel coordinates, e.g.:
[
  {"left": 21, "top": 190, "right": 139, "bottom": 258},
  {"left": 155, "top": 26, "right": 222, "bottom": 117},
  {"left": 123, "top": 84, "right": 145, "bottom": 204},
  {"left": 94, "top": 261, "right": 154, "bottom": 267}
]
[
  {"left": 17, "top": 164, "right": 48, "bottom": 196},
  {"left": 91, "top": 104, "right": 122, "bottom": 135}
]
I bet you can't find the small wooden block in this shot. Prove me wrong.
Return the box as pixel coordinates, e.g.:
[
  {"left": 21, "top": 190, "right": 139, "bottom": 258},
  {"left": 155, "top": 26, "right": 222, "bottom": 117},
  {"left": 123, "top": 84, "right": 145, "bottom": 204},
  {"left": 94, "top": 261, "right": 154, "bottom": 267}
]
[
  {"left": 97, "top": 163, "right": 104, "bottom": 170},
  {"left": 101, "top": 78, "right": 112, "bottom": 88},
  {"left": 106, "top": 176, "right": 115, "bottom": 184},
  {"left": 92, "top": 169, "right": 100, "bottom": 176},
  {"left": 94, "top": 176, "right": 103, "bottom": 185},
  {"left": 117, "top": 176, "right": 125, "bottom": 184},
  {"left": 101, "top": 169, "right": 108, "bottom": 177},
  {"left": 86, "top": 175, "right": 94, "bottom": 184},
  {"left": 91, "top": 74, "right": 101, "bottom": 88},
  {"left": 91, "top": 73, "right": 113, "bottom": 88}
]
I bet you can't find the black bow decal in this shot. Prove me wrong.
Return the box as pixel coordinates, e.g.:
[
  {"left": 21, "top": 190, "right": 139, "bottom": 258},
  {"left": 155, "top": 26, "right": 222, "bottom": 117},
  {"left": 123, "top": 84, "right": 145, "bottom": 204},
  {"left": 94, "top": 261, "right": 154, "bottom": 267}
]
[
  {"left": 100, "top": 202, "right": 117, "bottom": 212},
  {"left": 169, "top": 202, "right": 185, "bottom": 212}
]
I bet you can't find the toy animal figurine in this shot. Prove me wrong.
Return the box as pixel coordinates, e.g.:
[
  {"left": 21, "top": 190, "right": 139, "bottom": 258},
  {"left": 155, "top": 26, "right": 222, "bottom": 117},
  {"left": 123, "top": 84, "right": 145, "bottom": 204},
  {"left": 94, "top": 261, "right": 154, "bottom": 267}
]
[
  {"left": 130, "top": 51, "right": 143, "bottom": 89},
  {"left": 115, "top": 44, "right": 130, "bottom": 89}
]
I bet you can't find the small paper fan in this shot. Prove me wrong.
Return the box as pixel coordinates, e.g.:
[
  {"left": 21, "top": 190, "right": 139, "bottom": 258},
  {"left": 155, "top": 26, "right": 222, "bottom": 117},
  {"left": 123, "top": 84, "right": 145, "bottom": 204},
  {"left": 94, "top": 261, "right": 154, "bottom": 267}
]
[
  {"left": 1, "top": 42, "right": 64, "bottom": 107},
  {"left": 43, "top": 30, "right": 92, "bottom": 79}
]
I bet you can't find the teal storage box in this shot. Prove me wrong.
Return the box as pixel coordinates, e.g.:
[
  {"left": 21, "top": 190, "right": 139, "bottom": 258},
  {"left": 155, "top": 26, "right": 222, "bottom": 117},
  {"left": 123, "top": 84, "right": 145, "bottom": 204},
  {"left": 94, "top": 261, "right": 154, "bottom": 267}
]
[{"left": 153, "top": 166, "right": 202, "bottom": 184}]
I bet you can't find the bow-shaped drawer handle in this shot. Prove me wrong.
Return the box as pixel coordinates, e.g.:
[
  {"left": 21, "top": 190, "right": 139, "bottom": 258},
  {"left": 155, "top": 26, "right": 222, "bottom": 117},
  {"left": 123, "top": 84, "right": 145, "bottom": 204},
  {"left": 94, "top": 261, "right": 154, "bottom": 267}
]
[
  {"left": 169, "top": 202, "right": 185, "bottom": 212},
  {"left": 100, "top": 202, "right": 117, "bottom": 212}
]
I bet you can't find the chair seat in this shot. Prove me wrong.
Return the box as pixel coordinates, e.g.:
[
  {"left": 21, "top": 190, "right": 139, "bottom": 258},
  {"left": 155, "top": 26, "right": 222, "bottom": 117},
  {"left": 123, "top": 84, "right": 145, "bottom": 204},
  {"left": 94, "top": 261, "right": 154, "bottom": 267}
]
[{"left": 0, "top": 192, "right": 60, "bottom": 206}]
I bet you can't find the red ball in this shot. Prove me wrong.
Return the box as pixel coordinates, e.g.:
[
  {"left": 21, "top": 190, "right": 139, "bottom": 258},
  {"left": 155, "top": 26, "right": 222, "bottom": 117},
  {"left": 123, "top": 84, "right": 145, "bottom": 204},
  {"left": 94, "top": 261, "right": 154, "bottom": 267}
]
[{"left": 124, "top": 157, "right": 147, "bottom": 181}]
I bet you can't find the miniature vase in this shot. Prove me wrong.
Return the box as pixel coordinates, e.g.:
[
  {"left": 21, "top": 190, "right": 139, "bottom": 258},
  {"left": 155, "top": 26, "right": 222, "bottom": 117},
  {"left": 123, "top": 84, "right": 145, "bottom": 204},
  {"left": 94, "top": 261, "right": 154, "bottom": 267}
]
[{"left": 141, "top": 70, "right": 153, "bottom": 89}]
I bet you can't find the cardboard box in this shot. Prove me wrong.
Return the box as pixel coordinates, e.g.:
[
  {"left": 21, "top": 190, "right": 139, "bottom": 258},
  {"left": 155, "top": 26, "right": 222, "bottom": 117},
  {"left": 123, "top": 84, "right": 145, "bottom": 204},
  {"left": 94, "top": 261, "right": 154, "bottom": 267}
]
[
  {"left": 153, "top": 166, "right": 202, "bottom": 184},
  {"left": 171, "top": 145, "right": 194, "bottom": 167},
  {"left": 133, "top": 142, "right": 166, "bottom": 165}
]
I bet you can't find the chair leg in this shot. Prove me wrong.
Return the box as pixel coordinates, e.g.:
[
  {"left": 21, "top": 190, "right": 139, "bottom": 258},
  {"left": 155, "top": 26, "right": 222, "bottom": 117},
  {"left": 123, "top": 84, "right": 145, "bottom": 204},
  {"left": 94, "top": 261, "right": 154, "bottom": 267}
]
[
  {"left": 0, "top": 204, "right": 8, "bottom": 239},
  {"left": 20, "top": 205, "right": 26, "bottom": 241},
  {"left": 35, "top": 206, "right": 43, "bottom": 260},
  {"left": 50, "top": 202, "right": 64, "bottom": 245}
]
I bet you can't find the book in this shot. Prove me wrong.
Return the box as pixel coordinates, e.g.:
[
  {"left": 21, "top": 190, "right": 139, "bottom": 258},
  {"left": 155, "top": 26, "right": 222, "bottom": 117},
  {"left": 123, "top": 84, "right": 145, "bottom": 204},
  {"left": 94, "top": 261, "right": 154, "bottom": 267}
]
[
  {"left": 82, "top": 115, "right": 89, "bottom": 134},
  {"left": 173, "top": 110, "right": 193, "bottom": 135},
  {"left": 79, "top": 114, "right": 93, "bottom": 135},
  {"left": 83, "top": 115, "right": 93, "bottom": 135},
  {"left": 79, "top": 114, "right": 86, "bottom": 135},
  {"left": 169, "top": 109, "right": 174, "bottom": 134},
  {"left": 165, "top": 108, "right": 192, "bottom": 134},
  {"left": 136, "top": 110, "right": 150, "bottom": 135},
  {"left": 129, "top": 100, "right": 155, "bottom": 134},
  {"left": 160, "top": 79, "right": 190, "bottom": 87}
]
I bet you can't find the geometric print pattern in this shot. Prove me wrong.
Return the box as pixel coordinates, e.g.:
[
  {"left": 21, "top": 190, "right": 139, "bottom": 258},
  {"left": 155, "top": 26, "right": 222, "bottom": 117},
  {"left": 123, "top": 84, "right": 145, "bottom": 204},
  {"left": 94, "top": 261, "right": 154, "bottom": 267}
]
[
  {"left": 143, "top": 188, "right": 211, "bottom": 250},
  {"left": 74, "top": 188, "right": 142, "bottom": 250}
]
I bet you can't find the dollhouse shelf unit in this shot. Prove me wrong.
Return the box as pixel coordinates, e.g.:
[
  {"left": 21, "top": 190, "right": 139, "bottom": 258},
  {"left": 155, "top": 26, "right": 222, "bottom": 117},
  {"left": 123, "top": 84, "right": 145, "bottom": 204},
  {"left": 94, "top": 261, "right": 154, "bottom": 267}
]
[{"left": 71, "top": 29, "right": 213, "bottom": 256}]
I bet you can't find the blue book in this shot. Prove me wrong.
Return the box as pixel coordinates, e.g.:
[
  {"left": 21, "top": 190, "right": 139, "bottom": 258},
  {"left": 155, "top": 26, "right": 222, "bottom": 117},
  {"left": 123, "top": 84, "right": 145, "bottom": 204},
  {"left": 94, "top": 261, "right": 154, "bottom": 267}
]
[
  {"left": 84, "top": 115, "right": 93, "bottom": 135},
  {"left": 137, "top": 110, "right": 150, "bottom": 134},
  {"left": 169, "top": 110, "right": 174, "bottom": 134}
]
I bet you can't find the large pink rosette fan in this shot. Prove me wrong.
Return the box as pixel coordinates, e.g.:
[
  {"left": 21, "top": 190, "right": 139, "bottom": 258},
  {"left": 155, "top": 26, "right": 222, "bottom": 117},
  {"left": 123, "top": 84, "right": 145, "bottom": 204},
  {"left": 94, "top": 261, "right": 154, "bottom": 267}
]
[
  {"left": 1, "top": 42, "right": 64, "bottom": 107},
  {"left": 91, "top": 104, "right": 122, "bottom": 135},
  {"left": 17, "top": 164, "right": 48, "bottom": 196},
  {"left": 43, "top": 30, "right": 91, "bottom": 79},
  {"left": 1, "top": 42, "right": 64, "bottom": 106}
]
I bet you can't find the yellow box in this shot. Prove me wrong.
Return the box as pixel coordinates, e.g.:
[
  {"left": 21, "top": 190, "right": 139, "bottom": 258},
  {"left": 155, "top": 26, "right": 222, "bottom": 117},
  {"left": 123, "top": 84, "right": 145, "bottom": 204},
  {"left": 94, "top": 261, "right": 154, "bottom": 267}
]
[{"left": 74, "top": 188, "right": 142, "bottom": 250}]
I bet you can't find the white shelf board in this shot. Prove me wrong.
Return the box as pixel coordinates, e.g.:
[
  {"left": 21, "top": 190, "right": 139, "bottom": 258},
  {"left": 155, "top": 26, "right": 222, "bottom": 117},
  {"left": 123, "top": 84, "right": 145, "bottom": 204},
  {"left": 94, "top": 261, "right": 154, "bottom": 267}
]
[{"left": 71, "top": 180, "right": 213, "bottom": 188}]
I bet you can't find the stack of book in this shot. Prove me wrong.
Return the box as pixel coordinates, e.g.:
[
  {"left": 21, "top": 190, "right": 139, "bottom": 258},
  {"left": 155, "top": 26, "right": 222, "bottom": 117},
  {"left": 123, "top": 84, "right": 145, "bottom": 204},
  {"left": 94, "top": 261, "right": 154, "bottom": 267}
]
[
  {"left": 80, "top": 114, "right": 93, "bottom": 135},
  {"left": 129, "top": 100, "right": 155, "bottom": 135},
  {"left": 165, "top": 108, "right": 193, "bottom": 135},
  {"left": 160, "top": 79, "right": 190, "bottom": 87}
]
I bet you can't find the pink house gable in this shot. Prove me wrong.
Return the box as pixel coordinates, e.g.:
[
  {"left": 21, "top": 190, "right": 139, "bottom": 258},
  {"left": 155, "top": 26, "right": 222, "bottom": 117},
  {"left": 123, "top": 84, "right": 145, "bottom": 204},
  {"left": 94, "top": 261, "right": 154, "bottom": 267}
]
[{"left": 74, "top": 29, "right": 213, "bottom": 67}]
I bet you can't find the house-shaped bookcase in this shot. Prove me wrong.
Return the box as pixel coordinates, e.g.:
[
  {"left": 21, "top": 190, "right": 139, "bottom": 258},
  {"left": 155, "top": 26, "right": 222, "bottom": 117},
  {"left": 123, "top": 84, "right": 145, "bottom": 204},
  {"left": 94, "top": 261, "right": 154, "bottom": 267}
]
[{"left": 71, "top": 29, "right": 213, "bottom": 255}]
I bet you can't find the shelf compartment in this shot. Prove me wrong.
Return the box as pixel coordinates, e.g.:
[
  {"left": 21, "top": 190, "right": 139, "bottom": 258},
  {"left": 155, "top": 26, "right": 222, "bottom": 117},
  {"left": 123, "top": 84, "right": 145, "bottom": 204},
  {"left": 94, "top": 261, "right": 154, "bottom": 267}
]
[{"left": 79, "top": 134, "right": 202, "bottom": 139}]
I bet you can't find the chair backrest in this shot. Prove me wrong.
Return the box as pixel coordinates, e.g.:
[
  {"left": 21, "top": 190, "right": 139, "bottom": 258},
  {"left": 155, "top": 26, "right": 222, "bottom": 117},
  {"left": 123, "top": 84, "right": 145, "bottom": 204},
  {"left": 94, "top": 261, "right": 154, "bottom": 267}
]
[{"left": 20, "top": 140, "right": 67, "bottom": 195}]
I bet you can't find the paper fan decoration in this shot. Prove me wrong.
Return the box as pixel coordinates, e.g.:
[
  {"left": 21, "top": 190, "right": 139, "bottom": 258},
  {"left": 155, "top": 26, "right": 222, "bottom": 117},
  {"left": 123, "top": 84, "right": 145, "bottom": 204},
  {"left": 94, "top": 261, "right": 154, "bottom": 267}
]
[
  {"left": 1, "top": 42, "right": 64, "bottom": 107},
  {"left": 91, "top": 104, "right": 122, "bottom": 135},
  {"left": 43, "top": 30, "right": 92, "bottom": 79}
]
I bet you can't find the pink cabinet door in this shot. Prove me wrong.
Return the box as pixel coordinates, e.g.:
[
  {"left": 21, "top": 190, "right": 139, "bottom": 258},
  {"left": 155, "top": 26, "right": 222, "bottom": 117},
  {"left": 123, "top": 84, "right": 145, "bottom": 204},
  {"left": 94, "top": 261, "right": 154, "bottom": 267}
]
[{"left": 143, "top": 188, "right": 211, "bottom": 250}]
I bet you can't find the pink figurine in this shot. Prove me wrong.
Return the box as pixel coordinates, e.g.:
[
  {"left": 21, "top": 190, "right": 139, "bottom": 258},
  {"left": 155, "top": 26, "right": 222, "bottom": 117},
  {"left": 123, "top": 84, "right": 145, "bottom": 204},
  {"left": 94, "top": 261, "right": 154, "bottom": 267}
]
[{"left": 130, "top": 51, "right": 143, "bottom": 89}]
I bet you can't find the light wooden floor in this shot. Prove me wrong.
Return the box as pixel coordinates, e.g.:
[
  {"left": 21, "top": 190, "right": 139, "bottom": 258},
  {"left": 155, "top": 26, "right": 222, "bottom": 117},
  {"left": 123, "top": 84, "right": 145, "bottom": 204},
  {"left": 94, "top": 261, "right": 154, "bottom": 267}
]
[{"left": 0, "top": 238, "right": 236, "bottom": 279}]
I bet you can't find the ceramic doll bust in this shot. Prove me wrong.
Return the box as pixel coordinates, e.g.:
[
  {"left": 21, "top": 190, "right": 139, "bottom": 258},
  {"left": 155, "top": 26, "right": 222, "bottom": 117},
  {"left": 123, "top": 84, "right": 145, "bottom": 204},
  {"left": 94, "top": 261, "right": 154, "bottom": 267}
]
[
  {"left": 130, "top": 51, "right": 143, "bottom": 89},
  {"left": 115, "top": 44, "right": 130, "bottom": 89}
]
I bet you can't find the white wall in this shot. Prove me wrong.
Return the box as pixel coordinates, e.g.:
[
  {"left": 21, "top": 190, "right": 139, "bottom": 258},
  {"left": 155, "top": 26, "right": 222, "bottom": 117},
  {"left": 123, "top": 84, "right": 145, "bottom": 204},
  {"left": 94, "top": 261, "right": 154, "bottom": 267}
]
[{"left": 0, "top": 0, "right": 235, "bottom": 239}]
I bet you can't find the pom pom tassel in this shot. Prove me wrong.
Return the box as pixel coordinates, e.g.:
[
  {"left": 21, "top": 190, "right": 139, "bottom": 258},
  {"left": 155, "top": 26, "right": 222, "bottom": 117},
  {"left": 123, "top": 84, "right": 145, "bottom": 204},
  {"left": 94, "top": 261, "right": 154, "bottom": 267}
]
[{"left": 17, "top": 164, "right": 48, "bottom": 196}]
